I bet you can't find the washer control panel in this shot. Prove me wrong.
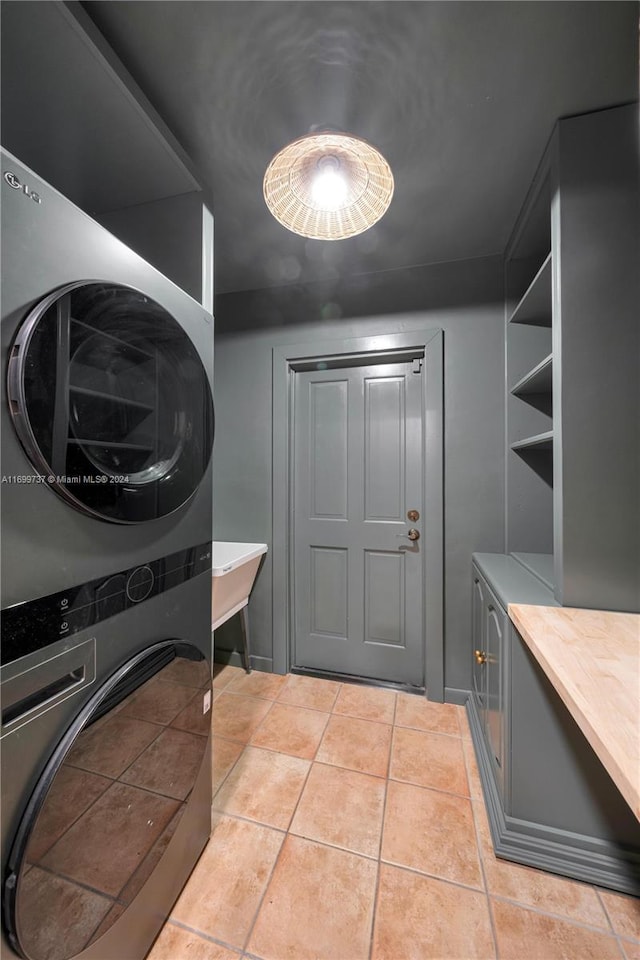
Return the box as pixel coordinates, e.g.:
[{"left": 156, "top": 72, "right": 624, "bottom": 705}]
[{"left": 1, "top": 542, "right": 212, "bottom": 665}]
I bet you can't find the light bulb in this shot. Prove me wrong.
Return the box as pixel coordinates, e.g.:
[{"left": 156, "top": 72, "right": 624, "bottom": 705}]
[{"left": 311, "top": 165, "right": 348, "bottom": 210}]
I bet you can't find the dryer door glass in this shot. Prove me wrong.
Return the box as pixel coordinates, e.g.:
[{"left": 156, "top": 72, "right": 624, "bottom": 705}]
[
  {"left": 4, "top": 642, "right": 211, "bottom": 960},
  {"left": 7, "top": 282, "right": 214, "bottom": 522}
]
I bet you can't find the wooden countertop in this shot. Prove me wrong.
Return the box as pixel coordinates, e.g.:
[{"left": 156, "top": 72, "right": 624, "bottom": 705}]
[{"left": 508, "top": 604, "right": 640, "bottom": 821}]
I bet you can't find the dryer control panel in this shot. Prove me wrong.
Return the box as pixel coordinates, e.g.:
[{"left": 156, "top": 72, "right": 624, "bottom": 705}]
[{"left": 1, "top": 541, "right": 212, "bottom": 665}]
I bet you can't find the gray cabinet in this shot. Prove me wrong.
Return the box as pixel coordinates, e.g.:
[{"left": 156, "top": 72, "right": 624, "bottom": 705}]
[{"left": 468, "top": 554, "right": 640, "bottom": 895}]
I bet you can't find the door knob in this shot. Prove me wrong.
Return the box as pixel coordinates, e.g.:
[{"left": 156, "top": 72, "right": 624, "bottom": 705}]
[
  {"left": 396, "top": 528, "right": 420, "bottom": 542},
  {"left": 474, "top": 650, "right": 487, "bottom": 665}
]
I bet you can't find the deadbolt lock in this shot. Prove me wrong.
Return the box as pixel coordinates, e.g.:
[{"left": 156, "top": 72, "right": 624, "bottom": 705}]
[{"left": 407, "top": 509, "right": 420, "bottom": 522}]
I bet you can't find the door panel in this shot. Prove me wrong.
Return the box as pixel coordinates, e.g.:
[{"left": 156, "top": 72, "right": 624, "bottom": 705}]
[
  {"left": 364, "top": 377, "right": 405, "bottom": 521},
  {"left": 472, "top": 571, "right": 486, "bottom": 713},
  {"left": 293, "top": 362, "right": 424, "bottom": 685},
  {"left": 364, "top": 550, "right": 405, "bottom": 647},
  {"left": 310, "top": 547, "right": 348, "bottom": 639},
  {"left": 310, "top": 379, "right": 348, "bottom": 519},
  {"left": 485, "top": 593, "right": 504, "bottom": 778}
]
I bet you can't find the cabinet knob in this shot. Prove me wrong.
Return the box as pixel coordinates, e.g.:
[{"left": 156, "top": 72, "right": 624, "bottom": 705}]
[{"left": 474, "top": 649, "right": 487, "bottom": 665}]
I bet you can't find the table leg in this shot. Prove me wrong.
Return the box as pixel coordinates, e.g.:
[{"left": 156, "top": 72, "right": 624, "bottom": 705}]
[{"left": 240, "top": 605, "right": 252, "bottom": 673}]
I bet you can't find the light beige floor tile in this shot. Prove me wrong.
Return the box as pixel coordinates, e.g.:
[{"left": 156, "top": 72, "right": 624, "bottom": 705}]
[
  {"left": 290, "top": 762, "right": 386, "bottom": 857},
  {"left": 277, "top": 674, "right": 341, "bottom": 711},
  {"left": 491, "top": 898, "right": 622, "bottom": 959},
  {"left": 316, "top": 714, "right": 392, "bottom": 777},
  {"left": 171, "top": 814, "right": 283, "bottom": 949},
  {"left": 462, "top": 737, "right": 484, "bottom": 801},
  {"left": 211, "top": 693, "right": 272, "bottom": 743},
  {"left": 212, "top": 737, "right": 244, "bottom": 793},
  {"left": 372, "top": 863, "right": 495, "bottom": 959},
  {"left": 225, "top": 670, "right": 288, "bottom": 700},
  {"left": 622, "top": 939, "right": 640, "bottom": 960},
  {"left": 600, "top": 890, "right": 640, "bottom": 941},
  {"left": 147, "top": 924, "right": 240, "bottom": 959},
  {"left": 333, "top": 683, "right": 396, "bottom": 724},
  {"left": 247, "top": 835, "right": 377, "bottom": 960},
  {"left": 458, "top": 703, "right": 473, "bottom": 739},
  {"left": 212, "top": 664, "right": 245, "bottom": 690},
  {"left": 250, "top": 702, "right": 329, "bottom": 759},
  {"left": 213, "top": 746, "right": 310, "bottom": 829},
  {"left": 390, "top": 726, "right": 469, "bottom": 796},
  {"left": 395, "top": 693, "right": 461, "bottom": 736},
  {"left": 382, "top": 779, "right": 483, "bottom": 888},
  {"left": 473, "top": 800, "right": 609, "bottom": 929}
]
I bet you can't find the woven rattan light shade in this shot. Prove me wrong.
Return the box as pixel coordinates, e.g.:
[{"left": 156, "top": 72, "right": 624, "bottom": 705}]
[{"left": 263, "top": 132, "right": 394, "bottom": 240}]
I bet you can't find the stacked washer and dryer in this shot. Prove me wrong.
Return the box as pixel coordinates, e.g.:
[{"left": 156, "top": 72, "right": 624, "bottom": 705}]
[{"left": 1, "top": 150, "right": 215, "bottom": 960}]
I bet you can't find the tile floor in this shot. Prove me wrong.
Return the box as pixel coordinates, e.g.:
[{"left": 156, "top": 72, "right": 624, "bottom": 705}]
[{"left": 147, "top": 666, "right": 640, "bottom": 960}]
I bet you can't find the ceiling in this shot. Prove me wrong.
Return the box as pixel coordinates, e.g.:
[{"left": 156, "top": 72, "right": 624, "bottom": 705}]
[{"left": 18, "top": 3, "right": 640, "bottom": 294}]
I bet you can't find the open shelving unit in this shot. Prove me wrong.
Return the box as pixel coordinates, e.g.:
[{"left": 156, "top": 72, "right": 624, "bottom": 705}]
[
  {"left": 502, "top": 104, "right": 638, "bottom": 611},
  {"left": 505, "top": 161, "right": 554, "bottom": 564}
]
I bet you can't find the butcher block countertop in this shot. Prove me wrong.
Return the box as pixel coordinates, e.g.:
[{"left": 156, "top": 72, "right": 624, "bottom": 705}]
[{"left": 509, "top": 604, "right": 640, "bottom": 821}]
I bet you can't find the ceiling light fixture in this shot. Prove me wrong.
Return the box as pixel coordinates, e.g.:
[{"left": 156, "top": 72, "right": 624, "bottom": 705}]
[{"left": 263, "top": 131, "right": 394, "bottom": 241}]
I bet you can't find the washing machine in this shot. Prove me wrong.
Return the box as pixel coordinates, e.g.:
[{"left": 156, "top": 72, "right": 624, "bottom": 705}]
[{"left": 1, "top": 149, "right": 215, "bottom": 960}]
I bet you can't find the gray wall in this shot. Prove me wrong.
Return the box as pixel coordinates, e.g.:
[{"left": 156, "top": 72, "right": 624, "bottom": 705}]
[{"left": 213, "top": 255, "right": 505, "bottom": 695}]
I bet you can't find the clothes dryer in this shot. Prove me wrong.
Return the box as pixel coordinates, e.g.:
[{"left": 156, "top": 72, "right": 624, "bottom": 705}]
[{"left": 1, "top": 149, "right": 214, "bottom": 609}]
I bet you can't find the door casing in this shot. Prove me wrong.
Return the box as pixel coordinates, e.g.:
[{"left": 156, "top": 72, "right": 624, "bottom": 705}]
[{"left": 272, "top": 329, "right": 444, "bottom": 701}]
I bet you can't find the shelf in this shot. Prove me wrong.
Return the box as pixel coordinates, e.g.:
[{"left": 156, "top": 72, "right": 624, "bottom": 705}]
[
  {"left": 511, "top": 431, "right": 553, "bottom": 485},
  {"left": 69, "top": 385, "right": 154, "bottom": 413},
  {"left": 511, "top": 354, "right": 552, "bottom": 397},
  {"left": 511, "top": 431, "right": 553, "bottom": 453},
  {"left": 508, "top": 253, "right": 552, "bottom": 327}
]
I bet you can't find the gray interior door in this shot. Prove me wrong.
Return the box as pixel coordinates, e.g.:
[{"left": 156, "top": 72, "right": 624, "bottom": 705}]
[{"left": 293, "top": 361, "right": 424, "bottom": 685}]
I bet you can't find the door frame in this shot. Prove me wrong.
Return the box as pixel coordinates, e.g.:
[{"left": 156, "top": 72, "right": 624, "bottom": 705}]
[{"left": 272, "top": 329, "right": 444, "bottom": 701}]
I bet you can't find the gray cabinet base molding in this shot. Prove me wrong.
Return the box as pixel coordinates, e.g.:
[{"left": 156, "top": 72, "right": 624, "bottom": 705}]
[{"left": 466, "top": 694, "right": 640, "bottom": 894}]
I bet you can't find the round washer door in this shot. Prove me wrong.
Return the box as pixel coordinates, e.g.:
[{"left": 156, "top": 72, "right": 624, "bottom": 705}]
[
  {"left": 7, "top": 281, "right": 214, "bottom": 523},
  {"left": 3, "top": 641, "right": 211, "bottom": 960}
]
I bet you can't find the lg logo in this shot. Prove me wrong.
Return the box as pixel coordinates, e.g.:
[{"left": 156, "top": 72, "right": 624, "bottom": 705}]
[{"left": 4, "top": 171, "right": 42, "bottom": 204}]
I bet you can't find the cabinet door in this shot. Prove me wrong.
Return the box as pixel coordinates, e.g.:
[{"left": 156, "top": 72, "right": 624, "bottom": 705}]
[
  {"left": 471, "top": 569, "right": 486, "bottom": 717},
  {"left": 485, "top": 588, "right": 505, "bottom": 784}
]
